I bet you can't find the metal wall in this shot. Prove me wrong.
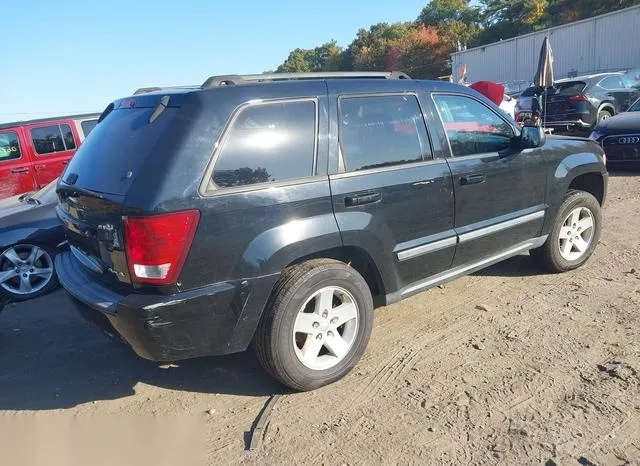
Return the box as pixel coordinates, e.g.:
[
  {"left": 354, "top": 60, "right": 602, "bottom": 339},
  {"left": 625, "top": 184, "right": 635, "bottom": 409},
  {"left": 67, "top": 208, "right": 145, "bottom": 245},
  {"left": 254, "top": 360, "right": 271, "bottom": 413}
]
[{"left": 452, "top": 5, "right": 640, "bottom": 84}]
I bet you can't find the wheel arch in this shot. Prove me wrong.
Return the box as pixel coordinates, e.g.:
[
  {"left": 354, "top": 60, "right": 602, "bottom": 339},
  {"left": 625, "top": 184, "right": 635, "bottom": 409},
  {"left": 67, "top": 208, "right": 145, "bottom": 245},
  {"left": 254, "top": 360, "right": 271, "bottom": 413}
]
[{"left": 286, "top": 245, "right": 387, "bottom": 305}]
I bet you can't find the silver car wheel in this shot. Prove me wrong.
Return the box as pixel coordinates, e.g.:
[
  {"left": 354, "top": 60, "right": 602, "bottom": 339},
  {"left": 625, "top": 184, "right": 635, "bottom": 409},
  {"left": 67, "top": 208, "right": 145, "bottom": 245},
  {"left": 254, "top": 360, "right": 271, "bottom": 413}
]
[
  {"left": 292, "top": 286, "right": 359, "bottom": 371},
  {"left": 0, "top": 244, "right": 54, "bottom": 296}
]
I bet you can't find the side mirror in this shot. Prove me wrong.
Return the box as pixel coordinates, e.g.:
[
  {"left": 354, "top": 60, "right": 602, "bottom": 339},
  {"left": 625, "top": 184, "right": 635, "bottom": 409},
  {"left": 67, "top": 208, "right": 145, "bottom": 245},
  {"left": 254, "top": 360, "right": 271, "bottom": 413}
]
[{"left": 518, "top": 125, "right": 546, "bottom": 149}]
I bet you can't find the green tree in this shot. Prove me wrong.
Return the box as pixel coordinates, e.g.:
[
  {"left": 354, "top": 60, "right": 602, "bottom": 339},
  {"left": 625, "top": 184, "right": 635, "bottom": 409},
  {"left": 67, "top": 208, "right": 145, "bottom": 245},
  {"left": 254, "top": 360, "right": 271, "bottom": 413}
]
[
  {"left": 418, "top": 0, "right": 481, "bottom": 50},
  {"left": 345, "top": 22, "right": 415, "bottom": 71},
  {"left": 276, "top": 40, "right": 344, "bottom": 73}
]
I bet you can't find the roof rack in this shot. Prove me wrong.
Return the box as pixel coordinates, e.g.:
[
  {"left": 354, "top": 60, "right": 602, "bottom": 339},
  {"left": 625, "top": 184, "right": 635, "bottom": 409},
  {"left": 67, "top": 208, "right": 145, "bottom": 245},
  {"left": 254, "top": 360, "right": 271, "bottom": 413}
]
[
  {"left": 201, "top": 71, "right": 411, "bottom": 89},
  {"left": 133, "top": 86, "right": 198, "bottom": 95}
]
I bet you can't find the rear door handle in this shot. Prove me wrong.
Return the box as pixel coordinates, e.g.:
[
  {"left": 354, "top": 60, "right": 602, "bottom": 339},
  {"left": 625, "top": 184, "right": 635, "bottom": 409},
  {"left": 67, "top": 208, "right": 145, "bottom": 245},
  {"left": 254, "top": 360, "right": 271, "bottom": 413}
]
[
  {"left": 11, "top": 167, "right": 28, "bottom": 174},
  {"left": 345, "top": 192, "right": 381, "bottom": 207},
  {"left": 460, "top": 174, "right": 485, "bottom": 185},
  {"left": 35, "top": 164, "right": 46, "bottom": 170},
  {"left": 62, "top": 160, "right": 69, "bottom": 166}
]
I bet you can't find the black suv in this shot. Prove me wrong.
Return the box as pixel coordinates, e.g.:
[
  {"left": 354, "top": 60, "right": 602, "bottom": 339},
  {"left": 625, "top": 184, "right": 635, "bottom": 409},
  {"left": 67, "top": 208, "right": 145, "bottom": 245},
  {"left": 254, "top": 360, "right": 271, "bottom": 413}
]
[
  {"left": 55, "top": 72, "right": 607, "bottom": 391},
  {"left": 521, "top": 73, "right": 640, "bottom": 133}
]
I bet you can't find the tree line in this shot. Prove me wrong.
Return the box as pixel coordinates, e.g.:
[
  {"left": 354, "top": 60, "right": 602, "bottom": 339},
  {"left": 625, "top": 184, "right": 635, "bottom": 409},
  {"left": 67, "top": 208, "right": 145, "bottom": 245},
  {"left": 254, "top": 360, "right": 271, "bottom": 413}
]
[{"left": 273, "top": 0, "right": 640, "bottom": 79}]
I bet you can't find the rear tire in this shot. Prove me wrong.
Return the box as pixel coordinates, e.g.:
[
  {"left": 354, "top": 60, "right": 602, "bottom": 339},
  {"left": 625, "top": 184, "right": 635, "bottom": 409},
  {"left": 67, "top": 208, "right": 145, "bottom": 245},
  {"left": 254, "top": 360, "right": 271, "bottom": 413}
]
[
  {"left": 530, "top": 190, "right": 602, "bottom": 273},
  {"left": 254, "top": 259, "right": 374, "bottom": 391}
]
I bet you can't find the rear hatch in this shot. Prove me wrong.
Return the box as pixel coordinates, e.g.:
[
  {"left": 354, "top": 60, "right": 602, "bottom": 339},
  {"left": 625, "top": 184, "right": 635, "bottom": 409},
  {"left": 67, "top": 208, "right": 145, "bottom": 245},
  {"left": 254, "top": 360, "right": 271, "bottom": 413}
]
[
  {"left": 544, "top": 81, "right": 587, "bottom": 120},
  {"left": 57, "top": 92, "right": 191, "bottom": 287}
]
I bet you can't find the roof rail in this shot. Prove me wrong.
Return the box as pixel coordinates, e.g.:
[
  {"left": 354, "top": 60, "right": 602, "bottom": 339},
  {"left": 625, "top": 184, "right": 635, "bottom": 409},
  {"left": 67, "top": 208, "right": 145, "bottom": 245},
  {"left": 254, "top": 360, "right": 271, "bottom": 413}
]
[
  {"left": 200, "top": 71, "right": 411, "bottom": 89},
  {"left": 133, "top": 86, "right": 198, "bottom": 95}
]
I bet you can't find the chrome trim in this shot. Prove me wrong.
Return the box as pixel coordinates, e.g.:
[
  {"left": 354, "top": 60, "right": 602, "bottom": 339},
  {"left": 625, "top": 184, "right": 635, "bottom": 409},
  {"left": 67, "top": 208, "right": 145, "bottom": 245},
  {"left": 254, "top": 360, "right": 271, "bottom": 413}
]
[
  {"left": 397, "top": 236, "right": 457, "bottom": 262},
  {"left": 401, "top": 238, "right": 543, "bottom": 297},
  {"left": 545, "top": 120, "right": 590, "bottom": 128},
  {"left": 56, "top": 240, "right": 69, "bottom": 249},
  {"left": 330, "top": 159, "right": 447, "bottom": 180},
  {"left": 603, "top": 133, "right": 640, "bottom": 146},
  {"left": 458, "top": 210, "right": 545, "bottom": 244},
  {"left": 70, "top": 245, "right": 104, "bottom": 274}
]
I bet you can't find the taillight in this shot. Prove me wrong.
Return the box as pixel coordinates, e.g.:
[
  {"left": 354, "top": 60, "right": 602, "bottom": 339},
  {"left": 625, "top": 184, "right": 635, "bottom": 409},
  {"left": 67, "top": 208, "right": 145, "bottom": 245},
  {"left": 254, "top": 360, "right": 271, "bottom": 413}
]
[
  {"left": 570, "top": 94, "right": 588, "bottom": 102},
  {"left": 123, "top": 210, "right": 200, "bottom": 285}
]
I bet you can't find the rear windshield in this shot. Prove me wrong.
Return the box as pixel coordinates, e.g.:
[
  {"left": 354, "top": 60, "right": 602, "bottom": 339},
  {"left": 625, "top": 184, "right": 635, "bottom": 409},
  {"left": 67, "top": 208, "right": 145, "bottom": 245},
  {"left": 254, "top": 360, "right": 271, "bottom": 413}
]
[
  {"left": 520, "top": 87, "right": 536, "bottom": 97},
  {"left": 553, "top": 81, "right": 586, "bottom": 96},
  {"left": 62, "top": 107, "right": 179, "bottom": 196}
]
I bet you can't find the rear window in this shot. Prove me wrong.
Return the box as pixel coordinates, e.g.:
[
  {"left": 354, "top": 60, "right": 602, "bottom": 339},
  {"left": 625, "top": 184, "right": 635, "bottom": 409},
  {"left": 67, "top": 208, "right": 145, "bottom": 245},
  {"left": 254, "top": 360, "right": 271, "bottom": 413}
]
[
  {"left": 211, "top": 100, "right": 316, "bottom": 189},
  {"left": 520, "top": 87, "right": 536, "bottom": 97},
  {"left": 0, "top": 131, "right": 21, "bottom": 162},
  {"left": 554, "top": 82, "right": 586, "bottom": 96},
  {"left": 81, "top": 119, "right": 98, "bottom": 137},
  {"left": 62, "top": 106, "right": 180, "bottom": 195}
]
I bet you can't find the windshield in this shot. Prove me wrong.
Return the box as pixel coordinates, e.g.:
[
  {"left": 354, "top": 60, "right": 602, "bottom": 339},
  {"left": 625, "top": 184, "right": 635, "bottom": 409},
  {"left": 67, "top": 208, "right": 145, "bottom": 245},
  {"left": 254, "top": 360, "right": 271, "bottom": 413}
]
[{"left": 628, "top": 98, "right": 640, "bottom": 112}]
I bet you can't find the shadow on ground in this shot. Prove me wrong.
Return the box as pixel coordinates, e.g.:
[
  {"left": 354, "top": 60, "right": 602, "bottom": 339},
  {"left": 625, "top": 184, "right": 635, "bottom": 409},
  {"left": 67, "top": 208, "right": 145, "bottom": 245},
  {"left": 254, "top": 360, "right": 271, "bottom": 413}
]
[{"left": 0, "top": 291, "right": 283, "bottom": 411}]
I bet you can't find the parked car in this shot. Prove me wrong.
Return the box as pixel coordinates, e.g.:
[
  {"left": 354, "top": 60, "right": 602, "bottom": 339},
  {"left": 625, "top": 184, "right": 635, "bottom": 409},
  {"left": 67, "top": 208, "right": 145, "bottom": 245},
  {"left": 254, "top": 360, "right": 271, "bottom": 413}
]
[
  {"left": 0, "top": 178, "right": 65, "bottom": 301},
  {"left": 515, "top": 73, "right": 640, "bottom": 132},
  {"left": 54, "top": 72, "right": 607, "bottom": 391},
  {"left": 590, "top": 96, "right": 640, "bottom": 164},
  {"left": 0, "top": 113, "right": 100, "bottom": 201}
]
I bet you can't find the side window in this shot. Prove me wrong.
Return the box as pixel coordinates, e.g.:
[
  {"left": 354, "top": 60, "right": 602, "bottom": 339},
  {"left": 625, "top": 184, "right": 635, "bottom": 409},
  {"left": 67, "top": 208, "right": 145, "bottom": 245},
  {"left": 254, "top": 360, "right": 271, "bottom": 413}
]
[
  {"left": 81, "top": 120, "right": 98, "bottom": 137},
  {"left": 212, "top": 100, "right": 316, "bottom": 189},
  {"left": 339, "top": 95, "right": 431, "bottom": 172},
  {"left": 31, "top": 124, "right": 76, "bottom": 155},
  {"left": 433, "top": 94, "right": 514, "bottom": 157},
  {"left": 599, "top": 76, "right": 625, "bottom": 90},
  {"left": 60, "top": 124, "right": 76, "bottom": 150},
  {"left": 0, "top": 131, "right": 22, "bottom": 162}
]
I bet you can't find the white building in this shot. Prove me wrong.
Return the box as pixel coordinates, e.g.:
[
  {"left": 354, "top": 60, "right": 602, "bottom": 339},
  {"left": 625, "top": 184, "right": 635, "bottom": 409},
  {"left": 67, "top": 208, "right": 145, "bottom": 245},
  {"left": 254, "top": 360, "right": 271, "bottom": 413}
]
[{"left": 451, "top": 5, "right": 640, "bottom": 85}]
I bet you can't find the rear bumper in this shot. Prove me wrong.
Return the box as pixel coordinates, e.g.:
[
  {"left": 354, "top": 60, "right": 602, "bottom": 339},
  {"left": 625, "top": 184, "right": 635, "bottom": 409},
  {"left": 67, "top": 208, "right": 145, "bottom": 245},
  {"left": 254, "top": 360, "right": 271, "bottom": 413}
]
[{"left": 56, "top": 251, "right": 278, "bottom": 361}]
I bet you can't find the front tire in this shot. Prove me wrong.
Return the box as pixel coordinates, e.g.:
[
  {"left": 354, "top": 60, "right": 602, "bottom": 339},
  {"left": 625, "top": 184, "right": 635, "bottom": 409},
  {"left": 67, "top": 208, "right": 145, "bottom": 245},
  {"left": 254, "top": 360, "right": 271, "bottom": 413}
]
[
  {"left": 254, "top": 259, "right": 374, "bottom": 391},
  {"left": 531, "top": 190, "right": 602, "bottom": 273}
]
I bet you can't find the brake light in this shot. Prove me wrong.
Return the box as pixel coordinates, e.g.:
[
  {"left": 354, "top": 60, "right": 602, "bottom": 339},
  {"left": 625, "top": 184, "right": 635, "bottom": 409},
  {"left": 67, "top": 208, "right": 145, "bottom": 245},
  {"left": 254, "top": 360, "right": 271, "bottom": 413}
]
[
  {"left": 123, "top": 210, "right": 200, "bottom": 285},
  {"left": 570, "top": 94, "right": 588, "bottom": 102}
]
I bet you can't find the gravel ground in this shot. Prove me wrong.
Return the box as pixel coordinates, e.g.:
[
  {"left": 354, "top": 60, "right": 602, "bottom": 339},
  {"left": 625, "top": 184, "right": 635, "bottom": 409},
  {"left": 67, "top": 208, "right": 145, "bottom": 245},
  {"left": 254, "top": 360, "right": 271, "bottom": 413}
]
[{"left": 1, "top": 170, "right": 639, "bottom": 466}]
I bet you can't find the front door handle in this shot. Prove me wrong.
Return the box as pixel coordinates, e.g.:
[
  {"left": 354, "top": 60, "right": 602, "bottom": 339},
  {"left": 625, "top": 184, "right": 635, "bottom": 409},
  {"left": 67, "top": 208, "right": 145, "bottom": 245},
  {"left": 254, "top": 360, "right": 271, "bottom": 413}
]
[
  {"left": 460, "top": 174, "right": 485, "bottom": 185},
  {"left": 11, "top": 167, "right": 28, "bottom": 174},
  {"left": 345, "top": 192, "right": 381, "bottom": 207}
]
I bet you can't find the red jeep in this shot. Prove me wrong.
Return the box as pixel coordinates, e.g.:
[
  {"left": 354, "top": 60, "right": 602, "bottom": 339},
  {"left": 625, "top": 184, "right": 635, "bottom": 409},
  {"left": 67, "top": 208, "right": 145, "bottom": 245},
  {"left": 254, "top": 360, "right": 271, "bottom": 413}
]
[{"left": 0, "top": 114, "right": 99, "bottom": 200}]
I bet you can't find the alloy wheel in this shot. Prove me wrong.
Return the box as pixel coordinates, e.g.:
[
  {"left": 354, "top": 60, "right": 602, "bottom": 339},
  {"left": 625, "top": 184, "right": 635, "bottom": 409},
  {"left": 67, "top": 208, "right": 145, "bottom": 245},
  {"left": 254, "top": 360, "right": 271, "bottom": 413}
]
[
  {"left": 0, "top": 245, "right": 54, "bottom": 296},
  {"left": 558, "top": 207, "right": 595, "bottom": 261},
  {"left": 293, "top": 286, "right": 359, "bottom": 371}
]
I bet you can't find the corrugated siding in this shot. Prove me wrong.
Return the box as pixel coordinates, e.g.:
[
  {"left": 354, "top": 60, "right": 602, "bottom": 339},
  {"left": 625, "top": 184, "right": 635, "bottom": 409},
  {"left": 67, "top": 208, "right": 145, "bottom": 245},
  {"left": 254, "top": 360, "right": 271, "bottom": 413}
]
[{"left": 452, "top": 5, "right": 640, "bottom": 83}]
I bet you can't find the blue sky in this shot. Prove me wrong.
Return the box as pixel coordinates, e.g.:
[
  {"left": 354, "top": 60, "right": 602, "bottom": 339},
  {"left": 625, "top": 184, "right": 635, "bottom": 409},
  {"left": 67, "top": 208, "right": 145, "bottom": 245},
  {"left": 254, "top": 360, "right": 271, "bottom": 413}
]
[{"left": 1, "top": 0, "right": 426, "bottom": 123}]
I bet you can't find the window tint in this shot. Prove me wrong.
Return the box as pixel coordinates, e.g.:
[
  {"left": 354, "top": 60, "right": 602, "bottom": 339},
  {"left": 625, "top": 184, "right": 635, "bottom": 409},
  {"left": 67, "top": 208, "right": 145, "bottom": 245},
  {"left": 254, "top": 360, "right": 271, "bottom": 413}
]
[
  {"left": 212, "top": 100, "right": 316, "bottom": 189},
  {"left": 599, "top": 76, "right": 625, "bottom": 90},
  {"left": 0, "top": 131, "right": 22, "bottom": 162},
  {"left": 31, "top": 124, "right": 75, "bottom": 155},
  {"left": 555, "top": 82, "right": 586, "bottom": 96},
  {"left": 433, "top": 94, "right": 514, "bottom": 157},
  {"left": 60, "top": 124, "right": 76, "bottom": 150},
  {"left": 339, "top": 95, "right": 431, "bottom": 172},
  {"left": 81, "top": 119, "right": 98, "bottom": 137}
]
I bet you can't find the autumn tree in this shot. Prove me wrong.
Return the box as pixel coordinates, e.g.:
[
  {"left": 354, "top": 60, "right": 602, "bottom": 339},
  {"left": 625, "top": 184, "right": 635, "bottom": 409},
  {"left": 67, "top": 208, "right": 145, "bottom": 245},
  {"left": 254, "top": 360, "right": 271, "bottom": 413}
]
[{"left": 418, "top": 0, "right": 481, "bottom": 51}]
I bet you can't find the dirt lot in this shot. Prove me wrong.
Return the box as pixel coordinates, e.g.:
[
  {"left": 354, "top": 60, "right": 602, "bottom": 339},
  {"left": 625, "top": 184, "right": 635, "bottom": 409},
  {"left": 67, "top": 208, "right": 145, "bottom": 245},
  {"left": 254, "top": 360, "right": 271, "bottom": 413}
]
[{"left": 1, "top": 171, "right": 639, "bottom": 466}]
